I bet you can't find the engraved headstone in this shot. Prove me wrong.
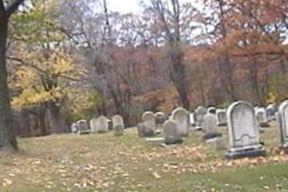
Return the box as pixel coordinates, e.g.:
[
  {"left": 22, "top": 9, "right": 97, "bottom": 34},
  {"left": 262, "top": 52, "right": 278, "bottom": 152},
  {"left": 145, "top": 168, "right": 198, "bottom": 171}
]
[{"left": 225, "top": 101, "right": 265, "bottom": 159}]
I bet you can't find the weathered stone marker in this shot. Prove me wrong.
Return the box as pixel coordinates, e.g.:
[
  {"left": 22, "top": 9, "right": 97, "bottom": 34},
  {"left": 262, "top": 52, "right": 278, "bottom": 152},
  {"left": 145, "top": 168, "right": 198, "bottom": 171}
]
[
  {"left": 225, "top": 101, "right": 265, "bottom": 159},
  {"left": 163, "top": 120, "right": 183, "bottom": 145},
  {"left": 112, "top": 115, "right": 124, "bottom": 136},
  {"left": 194, "top": 106, "right": 207, "bottom": 130},
  {"left": 77, "top": 120, "right": 89, "bottom": 134},
  {"left": 141, "top": 111, "right": 156, "bottom": 137},
  {"left": 172, "top": 107, "right": 189, "bottom": 137},
  {"left": 277, "top": 101, "right": 288, "bottom": 149},
  {"left": 216, "top": 109, "right": 227, "bottom": 126}
]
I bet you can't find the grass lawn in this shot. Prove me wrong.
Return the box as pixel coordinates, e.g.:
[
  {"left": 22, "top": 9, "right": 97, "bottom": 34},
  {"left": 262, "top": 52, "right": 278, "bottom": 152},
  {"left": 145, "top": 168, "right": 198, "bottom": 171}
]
[{"left": 0, "top": 124, "right": 288, "bottom": 192}]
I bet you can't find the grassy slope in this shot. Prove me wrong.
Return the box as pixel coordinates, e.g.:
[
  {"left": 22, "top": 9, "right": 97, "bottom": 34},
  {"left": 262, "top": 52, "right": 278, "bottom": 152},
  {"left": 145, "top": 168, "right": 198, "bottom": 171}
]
[{"left": 0, "top": 124, "right": 288, "bottom": 192}]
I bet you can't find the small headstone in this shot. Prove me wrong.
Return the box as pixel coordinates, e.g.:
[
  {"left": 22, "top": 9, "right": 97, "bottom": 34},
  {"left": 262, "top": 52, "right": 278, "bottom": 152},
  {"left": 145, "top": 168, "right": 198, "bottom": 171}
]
[
  {"left": 141, "top": 111, "right": 156, "bottom": 137},
  {"left": 194, "top": 106, "right": 207, "bottom": 130},
  {"left": 96, "top": 116, "right": 110, "bottom": 133},
  {"left": 225, "top": 101, "right": 265, "bottom": 159},
  {"left": 163, "top": 120, "right": 183, "bottom": 145},
  {"left": 216, "top": 109, "right": 227, "bottom": 126},
  {"left": 154, "top": 112, "right": 166, "bottom": 129},
  {"left": 277, "top": 101, "right": 288, "bottom": 149},
  {"left": 203, "top": 113, "right": 217, "bottom": 133},
  {"left": 90, "top": 118, "right": 97, "bottom": 133},
  {"left": 267, "top": 104, "right": 277, "bottom": 122},
  {"left": 77, "top": 120, "right": 90, "bottom": 134},
  {"left": 172, "top": 107, "right": 189, "bottom": 137},
  {"left": 189, "top": 113, "right": 196, "bottom": 127},
  {"left": 71, "top": 123, "right": 78, "bottom": 133},
  {"left": 112, "top": 115, "right": 124, "bottom": 136},
  {"left": 202, "top": 113, "right": 221, "bottom": 141},
  {"left": 255, "top": 108, "right": 269, "bottom": 127}
]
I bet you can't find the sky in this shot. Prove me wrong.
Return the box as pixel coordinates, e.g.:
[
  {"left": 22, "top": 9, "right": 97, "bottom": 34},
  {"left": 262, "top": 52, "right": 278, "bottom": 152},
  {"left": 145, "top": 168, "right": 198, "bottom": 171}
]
[{"left": 107, "top": 0, "right": 143, "bottom": 13}]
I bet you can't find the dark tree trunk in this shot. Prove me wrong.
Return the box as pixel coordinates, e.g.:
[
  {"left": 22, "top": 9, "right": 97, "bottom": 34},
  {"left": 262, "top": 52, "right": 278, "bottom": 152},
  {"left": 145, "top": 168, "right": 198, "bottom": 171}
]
[
  {"left": 0, "top": 15, "right": 18, "bottom": 151},
  {"left": 48, "top": 103, "right": 65, "bottom": 133},
  {"left": 169, "top": 45, "right": 190, "bottom": 109},
  {"left": 38, "top": 107, "right": 48, "bottom": 136}
]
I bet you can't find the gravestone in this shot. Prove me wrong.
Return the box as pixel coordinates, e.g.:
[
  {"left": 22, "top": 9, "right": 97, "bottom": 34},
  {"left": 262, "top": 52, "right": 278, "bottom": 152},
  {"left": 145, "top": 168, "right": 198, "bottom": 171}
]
[
  {"left": 163, "top": 120, "right": 183, "bottom": 145},
  {"left": 172, "top": 107, "right": 190, "bottom": 137},
  {"left": 216, "top": 109, "right": 227, "bottom": 126},
  {"left": 267, "top": 104, "right": 277, "bottom": 122},
  {"left": 96, "top": 116, "right": 110, "bottom": 133},
  {"left": 189, "top": 113, "right": 196, "bottom": 127},
  {"left": 71, "top": 123, "right": 78, "bottom": 133},
  {"left": 89, "top": 118, "right": 97, "bottom": 133},
  {"left": 203, "top": 113, "right": 218, "bottom": 133},
  {"left": 277, "top": 100, "right": 288, "bottom": 149},
  {"left": 141, "top": 111, "right": 156, "bottom": 137},
  {"left": 112, "top": 115, "right": 124, "bottom": 136},
  {"left": 194, "top": 106, "right": 207, "bottom": 130},
  {"left": 255, "top": 108, "right": 269, "bottom": 127},
  {"left": 202, "top": 113, "right": 222, "bottom": 141},
  {"left": 225, "top": 101, "right": 265, "bottom": 159},
  {"left": 154, "top": 112, "right": 166, "bottom": 129},
  {"left": 207, "top": 107, "right": 216, "bottom": 114},
  {"left": 77, "top": 120, "right": 90, "bottom": 134}
]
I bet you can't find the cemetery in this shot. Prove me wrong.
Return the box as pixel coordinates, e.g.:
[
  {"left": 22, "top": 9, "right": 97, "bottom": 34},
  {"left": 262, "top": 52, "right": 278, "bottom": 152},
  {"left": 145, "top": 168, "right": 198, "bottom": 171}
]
[
  {"left": 1, "top": 100, "right": 288, "bottom": 191},
  {"left": 0, "top": 0, "right": 287, "bottom": 191}
]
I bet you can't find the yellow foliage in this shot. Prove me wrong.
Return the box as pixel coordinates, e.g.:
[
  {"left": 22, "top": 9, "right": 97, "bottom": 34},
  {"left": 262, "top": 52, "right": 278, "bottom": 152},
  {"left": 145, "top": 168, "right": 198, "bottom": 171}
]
[{"left": 10, "top": 52, "right": 84, "bottom": 109}]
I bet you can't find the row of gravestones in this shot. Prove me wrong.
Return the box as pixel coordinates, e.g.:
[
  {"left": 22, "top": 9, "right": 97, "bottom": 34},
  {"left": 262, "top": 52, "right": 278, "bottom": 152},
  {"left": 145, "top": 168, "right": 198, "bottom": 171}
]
[
  {"left": 71, "top": 115, "right": 125, "bottom": 136},
  {"left": 138, "top": 101, "right": 283, "bottom": 159}
]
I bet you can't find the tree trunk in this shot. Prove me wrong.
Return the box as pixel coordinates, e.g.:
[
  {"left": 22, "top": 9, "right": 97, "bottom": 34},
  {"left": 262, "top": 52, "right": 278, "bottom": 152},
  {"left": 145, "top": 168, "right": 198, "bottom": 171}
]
[
  {"left": 38, "top": 107, "right": 48, "bottom": 136},
  {"left": 169, "top": 45, "right": 190, "bottom": 109},
  {"left": 0, "top": 16, "right": 18, "bottom": 151},
  {"left": 48, "top": 103, "right": 65, "bottom": 133}
]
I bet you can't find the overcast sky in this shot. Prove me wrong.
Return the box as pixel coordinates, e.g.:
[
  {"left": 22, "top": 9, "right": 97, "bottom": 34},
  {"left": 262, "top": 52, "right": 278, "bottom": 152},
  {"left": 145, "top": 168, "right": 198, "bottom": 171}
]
[
  {"left": 107, "top": 0, "right": 197, "bottom": 13},
  {"left": 107, "top": 0, "right": 143, "bottom": 13}
]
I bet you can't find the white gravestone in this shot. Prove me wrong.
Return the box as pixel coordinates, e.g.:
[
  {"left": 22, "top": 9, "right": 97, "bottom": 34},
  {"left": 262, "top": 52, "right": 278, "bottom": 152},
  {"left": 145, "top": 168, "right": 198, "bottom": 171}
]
[
  {"left": 172, "top": 107, "right": 190, "bottom": 137},
  {"left": 225, "top": 101, "right": 265, "bottom": 159},
  {"left": 277, "top": 101, "right": 288, "bottom": 149},
  {"left": 189, "top": 113, "right": 196, "bottom": 127},
  {"left": 112, "top": 115, "right": 124, "bottom": 136}
]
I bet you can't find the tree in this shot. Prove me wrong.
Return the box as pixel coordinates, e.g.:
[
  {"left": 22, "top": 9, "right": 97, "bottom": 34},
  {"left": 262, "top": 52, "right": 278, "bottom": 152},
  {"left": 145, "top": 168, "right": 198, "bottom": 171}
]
[
  {"left": 8, "top": 0, "right": 91, "bottom": 134},
  {"left": 0, "top": 0, "right": 25, "bottom": 151},
  {"left": 142, "top": 0, "right": 199, "bottom": 109}
]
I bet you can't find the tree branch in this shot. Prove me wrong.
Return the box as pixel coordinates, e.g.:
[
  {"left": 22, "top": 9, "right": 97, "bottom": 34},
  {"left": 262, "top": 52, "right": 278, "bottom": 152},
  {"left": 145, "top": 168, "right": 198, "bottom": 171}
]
[{"left": 6, "top": 0, "right": 25, "bottom": 17}]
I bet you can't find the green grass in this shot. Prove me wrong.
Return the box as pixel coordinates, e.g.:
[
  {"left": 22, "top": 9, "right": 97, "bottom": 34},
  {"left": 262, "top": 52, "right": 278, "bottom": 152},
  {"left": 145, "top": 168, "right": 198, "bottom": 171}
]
[{"left": 0, "top": 125, "right": 287, "bottom": 192}]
